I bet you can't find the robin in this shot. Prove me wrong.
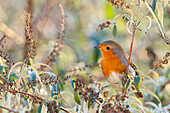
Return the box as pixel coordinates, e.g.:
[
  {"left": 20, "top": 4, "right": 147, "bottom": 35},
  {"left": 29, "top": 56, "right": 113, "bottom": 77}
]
[{"left": 95, "top": 40, "right": 143, "bottom": 97}]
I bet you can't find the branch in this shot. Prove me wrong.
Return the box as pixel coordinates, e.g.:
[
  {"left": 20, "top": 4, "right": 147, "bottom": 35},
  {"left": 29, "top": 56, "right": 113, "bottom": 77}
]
[
  {"left": 0, "top": 105, "right": 18, "bottom": 113},
  {"left": 60, "top": 106, "right": 70, "bottom": 113},
  {"left": 125, "top": 24, "right": 137, "bottom": 78},
  {"left": 125, "top": 0, "right": 140, "bottom": 78}
]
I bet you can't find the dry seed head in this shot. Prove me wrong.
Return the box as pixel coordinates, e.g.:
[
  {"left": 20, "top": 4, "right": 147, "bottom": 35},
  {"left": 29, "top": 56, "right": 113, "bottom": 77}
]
[
  {"left": 42, "top": 4, "right": 66, "bottom": 70},
  {"left": 107, "top": 0, "right": 130, "bottom": 13},
  {"left": 0, "top": 34, "right": 7, "bottom": 48},
  {"left": 154, "top": 52, "right": 170, "bottom": 70},
  {"left": 0, "top": 51, "right": 14, "bottom": 69},
  {"left": 25, "top": 12, "right": 37, "bottom": 61}
]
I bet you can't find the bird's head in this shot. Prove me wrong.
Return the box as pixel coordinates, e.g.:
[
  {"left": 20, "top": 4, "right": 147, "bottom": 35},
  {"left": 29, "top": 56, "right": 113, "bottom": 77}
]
[{"left": 94, "top": 40, "right": 125, "bottom": 58}]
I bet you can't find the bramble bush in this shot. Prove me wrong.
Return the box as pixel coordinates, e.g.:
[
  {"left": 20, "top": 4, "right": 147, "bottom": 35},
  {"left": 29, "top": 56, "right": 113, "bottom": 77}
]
[{"left": 0, "top": 0, "right": 169, "bottom": 112}]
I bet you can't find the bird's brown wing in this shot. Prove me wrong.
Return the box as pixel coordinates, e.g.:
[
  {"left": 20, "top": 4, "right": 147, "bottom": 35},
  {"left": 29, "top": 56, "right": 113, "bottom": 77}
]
[
  {"left": 130, "top": 61, "right": 139, "bottom": 75},
  {"left": 124, "top": 54, "right": 143, "bottom": 98},
  {"left": 114, "top": 48, "right": 139, "bottom": 76}
]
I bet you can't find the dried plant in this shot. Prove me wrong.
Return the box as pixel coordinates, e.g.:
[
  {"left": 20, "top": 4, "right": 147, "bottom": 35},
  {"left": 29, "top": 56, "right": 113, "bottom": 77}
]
[
  {"left": 0, "top": 51, "right": 14, "bottom": 70},
  {"left": 154, "top": 52, "right": 170, "bottom": 70},
  {"left": 107, "top": 0, "right": 131, "bottom": 12},
  {"left": 72, "top": 76, "right": 132, "bottom": 113},
  {"left": 0, "top": 0, "right": 169, "bottom": 113},
  {"left": 0, "top": 73, "right": 71, "bottom": 112},
  {"left": 42, "top": 3, "right": 66, "bottom": 69},
  {"left": 0, "top": 34, "right": 14, "bottom": 75},
  {"left": 27, "top": 0, "right": 33, "bottom": 13},
  {"left": 0, "top": 34, "right": 6, "bottom": 48},
  {"left": 24, "top": 12, "right": 37, "bottom": 61}
]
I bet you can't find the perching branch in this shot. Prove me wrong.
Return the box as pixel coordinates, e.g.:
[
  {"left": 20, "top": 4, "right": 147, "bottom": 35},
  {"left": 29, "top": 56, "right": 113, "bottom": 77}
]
[{"left": 125, "top": 0, "right": 141, "bottom": 78}]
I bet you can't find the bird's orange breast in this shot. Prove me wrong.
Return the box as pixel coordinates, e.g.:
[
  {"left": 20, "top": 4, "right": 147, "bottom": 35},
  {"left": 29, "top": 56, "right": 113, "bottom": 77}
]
[{"left": 101, "top": 54, "right": 125, "bottom": 77}]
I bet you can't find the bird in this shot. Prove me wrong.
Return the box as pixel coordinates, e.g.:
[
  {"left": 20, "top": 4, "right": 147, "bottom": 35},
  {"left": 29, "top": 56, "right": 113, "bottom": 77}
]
[{"left": 95, "top": 40, "right": 143, "bottom": 97}]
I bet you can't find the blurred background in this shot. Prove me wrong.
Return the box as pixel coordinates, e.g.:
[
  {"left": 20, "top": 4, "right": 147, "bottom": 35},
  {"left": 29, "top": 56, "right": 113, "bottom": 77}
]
[{"left": 0, "top": 0, "right": 169, "bottom": 108}]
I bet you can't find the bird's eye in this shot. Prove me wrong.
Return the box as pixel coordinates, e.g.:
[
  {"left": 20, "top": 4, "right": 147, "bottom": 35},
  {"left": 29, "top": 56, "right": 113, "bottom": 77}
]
[{"left": 106, "top": 47, "right": 110, "bottom": 50}]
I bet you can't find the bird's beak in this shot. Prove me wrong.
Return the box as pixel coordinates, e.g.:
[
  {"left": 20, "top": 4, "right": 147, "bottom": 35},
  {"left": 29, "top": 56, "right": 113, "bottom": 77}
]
[{"left": 94, "top": 46, "right": 100, "bottom": 49}]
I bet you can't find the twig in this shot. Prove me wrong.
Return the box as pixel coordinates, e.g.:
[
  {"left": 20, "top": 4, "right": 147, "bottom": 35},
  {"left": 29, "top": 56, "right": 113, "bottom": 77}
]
[
  {"left": 60, "top": 106, "right": 70, "bottom": 113},
  {"left": 130, "top": 72, "right": 150, "bottom": 79},
  {"left": 125, "top": 24, "right": 137, "bottom": 78},
  {"left": 134, "top": 0, "right": 140, "bottom": 22},
  {"left": 27, "top": 0, "right": 33, "bottom": 12},
  {"left": 0, "top": 105, "right": 18, "bottom": 113},
  {"left": 144, "top": 1, "right": 169, "bottom": 45},
  {"left": 136, "top": 10, "right": 149, "bottom": 27},
  {"left": 59, "top": 94, "right": 73, "bottom": 108},
  {"left": 6, "top": 89, "right": 46, "bottom": 102},
  {"left": 1, "top": 86, "right": 70, "bottom": 113},
  {"left": 125, "top": 0, "right": 140, "bottom": 78}
]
